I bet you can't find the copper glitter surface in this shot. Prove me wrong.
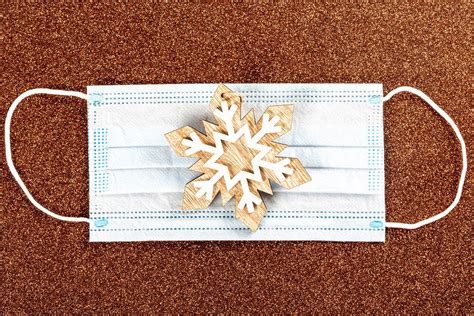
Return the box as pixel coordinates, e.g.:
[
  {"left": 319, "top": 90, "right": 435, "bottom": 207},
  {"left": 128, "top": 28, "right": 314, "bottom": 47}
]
[{"left": 1, "top": 2, "right": 472, "bottom": 313}]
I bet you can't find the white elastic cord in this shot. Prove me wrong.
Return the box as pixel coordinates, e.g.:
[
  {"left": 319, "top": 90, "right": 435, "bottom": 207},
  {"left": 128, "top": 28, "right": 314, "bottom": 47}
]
[
  {"left": 383, "top": 86, "right": 468, "bottom": 229},
  {"left": 5, "top": 88, "right": 92, "bottom": 225}
]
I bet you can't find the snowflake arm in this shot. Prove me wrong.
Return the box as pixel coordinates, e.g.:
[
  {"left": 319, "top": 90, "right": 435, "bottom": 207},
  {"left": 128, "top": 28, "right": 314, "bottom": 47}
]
[
  {"left": 193, "top": 170, "right": 224, "bottom": 200},
  {"left": 257, "top": 158, "right": 294, "bottom": 182},
  {"left": 237, "top": 179, "right": 262, "bottom": 213},
  {"left": 182, "top": 132, "right": 217, "bottom": 155},
  {"left": 213, "top": 101, "right": 237, "bottom": 136},
  {"left": 251, "top": 114, "right": 281, "bottom": 144}
]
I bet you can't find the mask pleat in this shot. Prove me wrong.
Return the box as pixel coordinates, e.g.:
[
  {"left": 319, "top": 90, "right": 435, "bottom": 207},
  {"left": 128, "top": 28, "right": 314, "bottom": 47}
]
[
  {"left": 101, "top": 168, "right": 381, "bottom": 195},
  {"left": 106, "top": 146, "right": 377, "bottom": 170},
  {"left": 90, "top": 192, "right": 384, "bottom": 215}
]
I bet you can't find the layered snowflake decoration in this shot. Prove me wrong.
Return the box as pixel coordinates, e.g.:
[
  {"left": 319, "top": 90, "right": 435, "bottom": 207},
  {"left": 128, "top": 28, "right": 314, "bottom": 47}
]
[{"left": 166, "top": 84, "right": 311, "bottom": 231}]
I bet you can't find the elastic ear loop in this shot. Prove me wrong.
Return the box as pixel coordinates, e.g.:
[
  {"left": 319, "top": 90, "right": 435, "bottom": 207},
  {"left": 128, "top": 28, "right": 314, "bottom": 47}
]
[
  {"left": 5, "top": 88, "right": 92, "bottom": 225},
  {"left": 383, "top": 86, "right": 468, "bottom": 229}
]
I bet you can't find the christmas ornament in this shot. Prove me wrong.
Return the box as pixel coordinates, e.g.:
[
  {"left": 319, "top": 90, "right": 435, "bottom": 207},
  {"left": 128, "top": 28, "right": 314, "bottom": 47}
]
[{"left": 166, "top": 84, "right": 311, "bottom": 231}]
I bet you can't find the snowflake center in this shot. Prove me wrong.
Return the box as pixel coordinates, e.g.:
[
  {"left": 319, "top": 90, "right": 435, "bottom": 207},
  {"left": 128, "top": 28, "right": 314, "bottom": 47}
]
[{"left": 215, "top": 134, "right": 261, "bottom": 179}]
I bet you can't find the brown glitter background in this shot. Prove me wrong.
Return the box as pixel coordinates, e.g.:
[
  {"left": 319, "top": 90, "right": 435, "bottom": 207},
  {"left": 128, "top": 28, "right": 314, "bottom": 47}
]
[{"left": 1, "top": 2, "right": 472, "bottom": 314}]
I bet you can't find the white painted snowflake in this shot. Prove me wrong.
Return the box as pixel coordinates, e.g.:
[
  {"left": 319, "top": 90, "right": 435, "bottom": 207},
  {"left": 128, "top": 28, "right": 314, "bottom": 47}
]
[{"left": 166, "top": 84, "right": 311, "bottom": 231}]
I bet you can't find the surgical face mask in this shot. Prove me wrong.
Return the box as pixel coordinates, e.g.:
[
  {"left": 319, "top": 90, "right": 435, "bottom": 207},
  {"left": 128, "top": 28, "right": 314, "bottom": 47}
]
[{"left": 5, "top": 84, "right": 467, "bottom": 242}]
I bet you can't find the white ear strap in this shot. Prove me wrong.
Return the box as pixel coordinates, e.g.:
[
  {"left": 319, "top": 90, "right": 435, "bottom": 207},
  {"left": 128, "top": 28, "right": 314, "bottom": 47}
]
[
  {"left": 383, "top": 86, "right": 468, "bottom": 229},
  {"left": 5, "top": 88, "right": 92, "bottom": 225}
]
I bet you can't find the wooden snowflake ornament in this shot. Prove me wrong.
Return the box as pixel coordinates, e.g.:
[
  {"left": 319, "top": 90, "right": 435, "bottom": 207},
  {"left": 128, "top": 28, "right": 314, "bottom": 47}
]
[{"left": 165, "top": 84, "right": 311, "bottom": 231}]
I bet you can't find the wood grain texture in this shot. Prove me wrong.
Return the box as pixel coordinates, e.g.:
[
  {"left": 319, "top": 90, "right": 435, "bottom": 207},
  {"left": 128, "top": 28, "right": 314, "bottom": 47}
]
[
  {"left": 166, "top": 84, "right": 310, "bottom": 231},
  {"left": 1, "top": 2, "right": 472, "bottom": 314}
]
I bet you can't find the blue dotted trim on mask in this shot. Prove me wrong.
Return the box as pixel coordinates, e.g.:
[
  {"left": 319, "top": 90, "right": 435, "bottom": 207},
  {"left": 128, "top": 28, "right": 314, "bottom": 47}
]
[
  {"left": 89, "top": 210, "right": 385, "bottom": 215},
  {"left": 103, "top": 95, "right": 370, "bottom": 99},
  {"left": 368, "top": 169, "right": 384, "bottom": 192},
  {"left": 102, "top": 94, "right": 370, "bottom": 100},
  {"left": 367, "top": 95, "right": 383, "bottom": 148},
  {"left": 91, "top": 227, "right": 384, "bottom": 232},
  {"left": 88, "top": 92, "right": 109, "bottom": 194},
  {"left": 101, "top": 100, "right": 372, "bottom": 105},
  {"left": 90, "top": 215, "right": 384, "bottom": 220},
  {"left": 100, "top": 90, "right": 382, "bottom": 105},
  {"left": 367, "top": 92, "right": 384, "bottom": 194},
  {"left": 100, "top": 89, "right": 380, "bottom": 95},
  {"left": 91, "top": 128, "right": 109, "bottom": 193},
  {"left": 368, "top": 147, "right": 384, "bottom": 168}
]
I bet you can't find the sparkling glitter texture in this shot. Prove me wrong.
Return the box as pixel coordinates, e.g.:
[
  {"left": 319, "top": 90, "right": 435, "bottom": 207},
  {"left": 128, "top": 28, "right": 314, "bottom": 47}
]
[{"left": 2, "top": 2, "right": 472, "bottom": 314}]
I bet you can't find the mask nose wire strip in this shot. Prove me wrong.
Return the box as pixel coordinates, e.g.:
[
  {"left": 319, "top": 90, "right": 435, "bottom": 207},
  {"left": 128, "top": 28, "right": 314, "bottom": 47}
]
[
  {"left": 5, "top": 88, "right": 92, "bottom": 225},
  {"left": 383, "top": 86, "right": 468, "bottom": 229}
]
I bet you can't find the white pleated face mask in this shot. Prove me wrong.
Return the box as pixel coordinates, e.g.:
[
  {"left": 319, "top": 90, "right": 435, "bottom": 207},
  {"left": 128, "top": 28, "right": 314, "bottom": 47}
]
[{"left": 5, "top": 84, "right": 467, "bottom": 242}]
